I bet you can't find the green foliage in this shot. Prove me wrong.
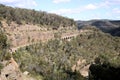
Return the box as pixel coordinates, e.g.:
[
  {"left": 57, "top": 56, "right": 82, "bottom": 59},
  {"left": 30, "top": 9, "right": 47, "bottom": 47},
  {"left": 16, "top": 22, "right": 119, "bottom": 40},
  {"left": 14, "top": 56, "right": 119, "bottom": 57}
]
[
  {"left": 54, "top": 32, "right": 61, "bottom": 39},
  {"left": 0, "top": 4, "right": 76, "bottom": 29},
  {"left": 0, "top": 26, "right": 10, "bottom": 61},
  {"left": 0, "top": 32, "right": 7, "bottom": 49},
  {"left": 13, "top": 39, "right": 85, "bottom": 80},
  {"left": 0, "top": 62, "right": 4, "bottom": 72},
  {"left": 13, "top": 28, "right": 120, "bottom": 79}
]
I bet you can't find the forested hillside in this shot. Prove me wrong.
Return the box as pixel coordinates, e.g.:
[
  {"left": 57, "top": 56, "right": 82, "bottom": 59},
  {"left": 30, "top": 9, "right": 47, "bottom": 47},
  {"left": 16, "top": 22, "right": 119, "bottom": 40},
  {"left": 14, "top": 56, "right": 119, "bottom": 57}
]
[
  {"left": 0, "top": 27, "right": 11, "bottom": 61},
  {"left": 13, "top": 27, "right": 120, "bottom": 80},
  {"left": 0, "top": 4, "right": 75, "bottom": 29},
  {"left": 0, "top": 4, "right": 78, "bottom": 49},
  {"left": 0, "top": 4, "right": 120, "bottom": 80},
  {"left": 76, "top": 20, "right": 120, "bottom": 36},
  {"left": 0, "top": 4, "right": 79, "bottom": 80}
]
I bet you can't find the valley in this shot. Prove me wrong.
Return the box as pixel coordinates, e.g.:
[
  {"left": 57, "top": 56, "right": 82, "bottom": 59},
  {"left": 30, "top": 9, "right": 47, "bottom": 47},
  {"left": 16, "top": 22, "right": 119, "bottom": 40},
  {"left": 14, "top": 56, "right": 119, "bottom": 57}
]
[{"left": 0, "top": 4, "right": 120, "bottom": 80}]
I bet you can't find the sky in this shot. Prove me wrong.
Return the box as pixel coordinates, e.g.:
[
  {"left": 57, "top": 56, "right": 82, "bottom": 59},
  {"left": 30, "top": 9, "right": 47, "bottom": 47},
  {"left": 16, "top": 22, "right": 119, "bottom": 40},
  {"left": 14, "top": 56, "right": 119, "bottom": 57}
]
[{"left": 0, "top": 0, "right": 120, "bottom": 20}]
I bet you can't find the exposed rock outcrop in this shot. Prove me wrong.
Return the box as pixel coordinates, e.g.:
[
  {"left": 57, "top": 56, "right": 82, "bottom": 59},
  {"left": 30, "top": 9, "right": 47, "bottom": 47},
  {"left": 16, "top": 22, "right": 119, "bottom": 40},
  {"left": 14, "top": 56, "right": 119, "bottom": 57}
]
[
  {"left": 0, "top": 58, "right": 37, "bottom": 80},
  {"left": 71, "top": 58, "right": 90, "bottom": 77}
]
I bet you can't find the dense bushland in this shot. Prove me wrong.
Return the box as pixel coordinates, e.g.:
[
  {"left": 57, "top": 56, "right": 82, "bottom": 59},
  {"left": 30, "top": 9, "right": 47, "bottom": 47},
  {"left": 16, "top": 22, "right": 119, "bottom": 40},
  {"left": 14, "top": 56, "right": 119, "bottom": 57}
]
[
  {"left": 0, "top": 4, "right": 76, "bottom": 29},
  {"left": 13, "top": 40, "right": 86, "bottom": 80},
  {"left": 0, "top": 22, "right": 11, "bottom": 72},
  {"left": 13, "top": 27, "right": 120, "bottom": 80},
  {"left": 0, "top": 22, "right": 11, "bottom": 61}
]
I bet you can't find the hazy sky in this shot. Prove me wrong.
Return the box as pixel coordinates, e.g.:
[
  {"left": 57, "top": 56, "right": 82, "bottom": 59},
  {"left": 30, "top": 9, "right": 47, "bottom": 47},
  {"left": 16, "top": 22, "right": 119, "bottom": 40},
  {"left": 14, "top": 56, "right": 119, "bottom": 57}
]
[{"left": 0, "top": 0, "right": 120, "bottom": 20}]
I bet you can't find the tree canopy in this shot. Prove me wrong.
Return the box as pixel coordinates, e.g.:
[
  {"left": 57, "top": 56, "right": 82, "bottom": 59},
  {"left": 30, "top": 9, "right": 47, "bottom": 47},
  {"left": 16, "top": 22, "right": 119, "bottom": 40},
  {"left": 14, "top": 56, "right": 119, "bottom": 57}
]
[{"left": 0, "top": 4, "right": 76, "bottom": 29}]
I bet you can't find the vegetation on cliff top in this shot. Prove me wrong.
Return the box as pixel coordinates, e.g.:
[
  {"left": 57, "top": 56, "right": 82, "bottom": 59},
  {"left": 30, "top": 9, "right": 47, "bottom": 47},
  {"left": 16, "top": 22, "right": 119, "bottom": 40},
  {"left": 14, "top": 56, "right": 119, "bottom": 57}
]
[{"left": 0, "top": 4, "right": 76, "bottom": 29}]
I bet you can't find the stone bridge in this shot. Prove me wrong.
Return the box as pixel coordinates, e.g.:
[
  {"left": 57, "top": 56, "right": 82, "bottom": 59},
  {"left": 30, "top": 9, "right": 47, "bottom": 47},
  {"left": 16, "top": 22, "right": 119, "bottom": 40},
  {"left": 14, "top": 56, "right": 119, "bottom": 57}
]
[
  {"left": 60, "top": 30, "right": 91, "bottom": 40},
  {"left": 61, "top": 31, "right": 79, "bottom": 40}
]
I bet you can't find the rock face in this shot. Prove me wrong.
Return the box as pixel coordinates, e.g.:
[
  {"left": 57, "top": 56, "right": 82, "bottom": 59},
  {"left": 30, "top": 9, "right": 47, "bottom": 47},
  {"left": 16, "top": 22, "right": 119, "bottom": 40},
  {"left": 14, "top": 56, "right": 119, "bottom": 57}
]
[
  {"left": 0, "top": 58, "right": 37, "bottom": 80},
  {"left": 0, "top": 58, "right": 23, "bottom": 80},
  {"left": 1, "top": 21, "right": 54, "bottom": 48},
  {"left": 71, "top": 58, "right": 90, "bottom": 77}
]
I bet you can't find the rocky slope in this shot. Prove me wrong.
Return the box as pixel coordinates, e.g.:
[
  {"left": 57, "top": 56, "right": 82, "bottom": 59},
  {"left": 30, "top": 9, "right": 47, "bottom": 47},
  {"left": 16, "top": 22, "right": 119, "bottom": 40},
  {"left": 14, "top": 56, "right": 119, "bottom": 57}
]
[{"left": 0, "top": 57, "right": 38, "bottom": 80}]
